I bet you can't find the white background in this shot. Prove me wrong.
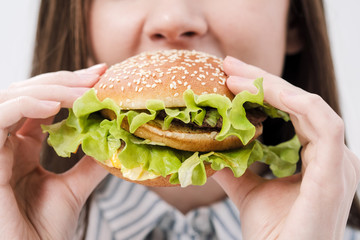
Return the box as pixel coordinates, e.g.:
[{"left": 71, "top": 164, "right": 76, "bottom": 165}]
[{"left": 0, "top": 1, "right": 359, "bottom": 159}]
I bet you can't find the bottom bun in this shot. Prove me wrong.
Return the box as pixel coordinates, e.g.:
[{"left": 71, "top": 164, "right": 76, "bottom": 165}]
[{"left": 97, "top": 161, "right": 217, "bottom": 187}]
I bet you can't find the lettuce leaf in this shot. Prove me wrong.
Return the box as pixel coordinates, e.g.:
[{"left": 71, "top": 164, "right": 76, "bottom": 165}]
[{"left": 42, "top": 78, "right": 301, "bottom": 187}]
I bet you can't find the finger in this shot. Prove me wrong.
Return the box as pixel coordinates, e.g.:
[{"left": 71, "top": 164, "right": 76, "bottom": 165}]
[
  {"left": 8, "top": 63, "right": 107, "bottom": 89},
  {"left": 1, "top": 85, "right": 89, "bottom": 108},
  {"left": 16, "top": 117, "right": 55, "bottom": 143},
  {"left": 61, "top": 156, "right": 108, "bottom": 207},
  {"left": 212, "top": 168, "right": 263, "bottom": 208},
  {"left": 0, "top": 97, "right": 60, "bottom": 146}
]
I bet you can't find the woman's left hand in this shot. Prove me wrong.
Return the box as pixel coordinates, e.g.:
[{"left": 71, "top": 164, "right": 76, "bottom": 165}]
[{"left": 213, "top": 56, "right": 360, "bottom": 240}]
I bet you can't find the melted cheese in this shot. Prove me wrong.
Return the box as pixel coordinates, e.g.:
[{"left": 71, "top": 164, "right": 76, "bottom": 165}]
[{"left": 110, "top": 153, "right": 159, "bottom": 181}]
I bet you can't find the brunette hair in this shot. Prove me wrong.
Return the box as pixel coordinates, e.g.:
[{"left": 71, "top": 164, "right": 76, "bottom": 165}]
[{"left": 33, "top": 0, "right": 360, "bottom": 229}]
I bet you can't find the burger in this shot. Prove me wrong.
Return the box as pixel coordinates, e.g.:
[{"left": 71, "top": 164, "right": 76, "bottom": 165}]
[{"left": 43, "top": 50, "right": 300, "bottom": 187}]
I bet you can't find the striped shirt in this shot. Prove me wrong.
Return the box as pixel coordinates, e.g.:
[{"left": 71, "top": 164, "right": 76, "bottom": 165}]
[{"left": 80, "top": 175, "right": 360, "bottom": 240}]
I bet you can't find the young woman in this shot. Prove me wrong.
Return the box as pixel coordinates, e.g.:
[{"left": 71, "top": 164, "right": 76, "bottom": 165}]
[{"left": 1, "top": 0, "right": 359, "bottom": 239}]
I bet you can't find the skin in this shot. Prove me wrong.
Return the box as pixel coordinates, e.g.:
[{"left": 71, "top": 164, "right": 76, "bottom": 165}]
[
  {"left": 0, "top": 0, "right": 359, "bottom": 239},
  {"left": 88, "top": 0, "right": 290, "bottom": 214}
]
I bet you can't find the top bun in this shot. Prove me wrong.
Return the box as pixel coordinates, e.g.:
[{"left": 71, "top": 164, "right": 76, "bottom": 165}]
[{"left": 94, "top": 49, "right": 233, "bottom": 109}]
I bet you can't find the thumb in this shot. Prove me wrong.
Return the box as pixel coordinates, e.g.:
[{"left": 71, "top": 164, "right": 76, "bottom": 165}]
[
  {"left": 61, "top": 156, "right": 108, "bottom": 207},
  {"left": 212, "top": 168, "right": 263, "bottom": 208}
]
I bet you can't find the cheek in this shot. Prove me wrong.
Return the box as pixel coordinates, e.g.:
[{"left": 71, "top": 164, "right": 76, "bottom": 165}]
[
  {"left": 209, "top": 1, "right": 289, "bottom": 76},
  {"left": 88, "top": 2, "right": 144, "bottom": 65}
]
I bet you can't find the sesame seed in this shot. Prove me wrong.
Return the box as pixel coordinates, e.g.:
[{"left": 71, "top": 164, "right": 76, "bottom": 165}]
[
  {"left": 213, "top": 87, "right": 217, "bottom": 92},
  {"left": 174, "top": 93, "right": 179, "bottom": 97}
]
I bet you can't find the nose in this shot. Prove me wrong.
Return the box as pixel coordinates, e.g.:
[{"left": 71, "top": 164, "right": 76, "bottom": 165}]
[{"left": 143, "top": 1, "right": 207, "bottom": 44}]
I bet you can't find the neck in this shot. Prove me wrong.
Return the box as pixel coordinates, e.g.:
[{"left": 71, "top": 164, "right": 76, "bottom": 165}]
[{"left": 148, "top": 177, "right": 226, "bottom": 214}]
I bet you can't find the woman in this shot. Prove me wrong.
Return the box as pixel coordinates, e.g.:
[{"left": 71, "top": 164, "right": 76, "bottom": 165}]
[{"left": 1, "top": 0, "right": 359, "bottom": 239}]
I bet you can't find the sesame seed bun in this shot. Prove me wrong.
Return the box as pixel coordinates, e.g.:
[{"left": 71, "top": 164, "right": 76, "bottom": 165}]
[{"left": 94, "top": 49, "right": 234, "bottom": 109}]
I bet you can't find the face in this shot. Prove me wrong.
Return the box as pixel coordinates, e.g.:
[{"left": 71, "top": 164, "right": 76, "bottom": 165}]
[{"left": 89, "top": 0, "right": 290, "bottom": 76}]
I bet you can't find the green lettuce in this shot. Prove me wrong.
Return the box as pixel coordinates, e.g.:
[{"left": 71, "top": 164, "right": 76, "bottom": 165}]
[{"left": 42, "top": 78, "right": 301, "bottom": 187}]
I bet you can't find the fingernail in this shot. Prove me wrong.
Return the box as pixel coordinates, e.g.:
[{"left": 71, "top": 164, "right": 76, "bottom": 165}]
[
  {"left": 86, "top": 63, "right": 107, "bottom": 74},
  {"left": 40, "top": 100, "right": 60, "bottom": 109},
  {"left": 227, "top": 76, "right": 252, "bottom": 83},
  {"left": 73, "top": 87, "right": 89, "bottom": 96},
  {"left": 76, "top": 72, "right": 99, "bottom": 81},
  {"left": 226, "top": 76, "right": 254, "bottom": 85},
  {"left": 224, "top": 56, "right": 246, "bottom": 66},
  {"left": 226, "top": 76, "right": 258, "bottom": 94}
]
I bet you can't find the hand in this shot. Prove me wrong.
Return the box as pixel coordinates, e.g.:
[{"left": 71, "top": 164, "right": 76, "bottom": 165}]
[
  {"left": 0, "top": 64, "right": 108, "bottom": 240},
  {"left": 213, "top": 56, "right": 360, "bottom": 240}
]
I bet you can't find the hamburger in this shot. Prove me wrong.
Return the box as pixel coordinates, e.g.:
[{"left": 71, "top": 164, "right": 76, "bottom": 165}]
[{"left": 43, "top": 50, "right": 300, "bottom": 187}]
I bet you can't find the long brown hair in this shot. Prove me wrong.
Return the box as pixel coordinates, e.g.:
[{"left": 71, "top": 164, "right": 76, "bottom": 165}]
[{"left": 33, "top": 0, "right": 360, "bottom": 230}]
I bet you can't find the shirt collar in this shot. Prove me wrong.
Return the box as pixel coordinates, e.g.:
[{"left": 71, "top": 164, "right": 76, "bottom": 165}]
[{"left": 86, "top": 175, "right": 242, "bottom": 240}]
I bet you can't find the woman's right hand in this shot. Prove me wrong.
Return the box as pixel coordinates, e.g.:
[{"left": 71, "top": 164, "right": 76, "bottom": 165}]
[{"left": 0, "top": 64, "right": 109, "bottom": 240}]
